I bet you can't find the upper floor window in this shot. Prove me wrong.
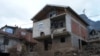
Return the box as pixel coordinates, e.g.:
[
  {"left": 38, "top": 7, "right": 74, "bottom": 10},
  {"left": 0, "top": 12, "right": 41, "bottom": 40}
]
[
  {"left": 2, "top": 27, "right": 14, "bottom": 34},
  {"left": 51, "top": 20, "right": 65, "bottom": 29},
  {"left": 21, "top": 31, "right": 26, "bottom": 36},
  {"left": 48, "top": 11, "right": 57, "bottom": 18},
  {"left": 38, "top": 23, "right": 44, "bottom": 31}
]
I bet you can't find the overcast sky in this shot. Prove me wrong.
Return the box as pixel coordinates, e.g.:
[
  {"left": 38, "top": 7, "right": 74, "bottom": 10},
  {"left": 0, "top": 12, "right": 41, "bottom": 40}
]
[{"left": 0, "top": 0, "right": 100, "bottom": 28}]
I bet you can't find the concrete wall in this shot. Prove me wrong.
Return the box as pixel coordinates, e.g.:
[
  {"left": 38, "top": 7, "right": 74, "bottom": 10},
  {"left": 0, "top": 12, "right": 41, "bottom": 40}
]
[
  {"left": 71, "top": 36, "right": 79, "bottom": 49},
  {"left": 65, "top": 11, "right": 88, "bottom": 49},
  {"left": 65, "top": 14, "right": 72, "bottom": 33},
  {"left": 52, "top": 37, "right": 72, "bottom": 50},
  {"left": 34, "top": 36, "right": 72, "bottom": 56},
  {"left": 33, "top": 19, "right": 51, "bottom": 38}
]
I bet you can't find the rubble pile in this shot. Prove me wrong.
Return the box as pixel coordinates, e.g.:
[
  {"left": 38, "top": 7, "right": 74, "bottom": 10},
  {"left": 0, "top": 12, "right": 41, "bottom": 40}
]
[{"left": 82, "top": 42, "right": 100, "bottom": 56}]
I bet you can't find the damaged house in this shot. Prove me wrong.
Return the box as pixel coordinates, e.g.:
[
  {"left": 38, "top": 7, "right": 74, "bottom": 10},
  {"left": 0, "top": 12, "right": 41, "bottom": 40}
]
[
  {"left": 0, "top": 25, "right": 37, "bottom": 56},
  {"left": 31, "top": 5, "right": 89, "bottom": 56}
]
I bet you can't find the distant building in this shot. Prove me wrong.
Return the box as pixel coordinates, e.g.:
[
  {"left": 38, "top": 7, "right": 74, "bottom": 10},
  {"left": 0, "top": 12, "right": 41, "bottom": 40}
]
[
  {"left": 31, "top": 5, "right": 88, "bottom": 56},
  {"left": 88, "top": 29, "right": 100, "bottom": 42},
  {"left": 0, "top": 25, "right": 37, "bottom": 56}
]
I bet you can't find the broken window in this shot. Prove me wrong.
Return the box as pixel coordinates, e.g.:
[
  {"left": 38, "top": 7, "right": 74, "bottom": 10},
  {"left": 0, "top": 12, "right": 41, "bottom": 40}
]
[
  {"left": 59, "top": 21, "right": 65, "bottom": 28},
  {"left": 51, "top": 20, "right": 65, "bottom": 29},
  {"left": 60, "top": 37, "right": 65, "bottom": 43},
  {"left": 48, "top": 11, "right": 57, "bottom": 18},
  {"left": 44, "top": 39, "right": 52, "bottom": 50}
]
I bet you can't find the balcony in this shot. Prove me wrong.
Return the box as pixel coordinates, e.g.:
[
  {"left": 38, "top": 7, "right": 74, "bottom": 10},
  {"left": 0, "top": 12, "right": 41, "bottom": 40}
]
[
  {"left": 51, "top": 28, "right": 66, "bottom": 35},
  {"left": 34, "top": 28, "right": 70, "bottom": 40}
]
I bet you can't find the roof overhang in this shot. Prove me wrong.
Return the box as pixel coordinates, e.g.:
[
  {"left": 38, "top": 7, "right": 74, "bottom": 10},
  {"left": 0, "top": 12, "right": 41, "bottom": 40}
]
[{"left": 31, "top": 4, "right": 89, "bottom": 26}]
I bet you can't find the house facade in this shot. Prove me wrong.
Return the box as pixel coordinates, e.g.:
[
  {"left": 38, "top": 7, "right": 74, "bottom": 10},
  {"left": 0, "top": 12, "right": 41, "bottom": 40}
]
[
  {"left": 32, "top": 5, "right": 88, "bottom": 56},
  {"left": 0, "top": 25, "right": 37, "bottom": 56}
]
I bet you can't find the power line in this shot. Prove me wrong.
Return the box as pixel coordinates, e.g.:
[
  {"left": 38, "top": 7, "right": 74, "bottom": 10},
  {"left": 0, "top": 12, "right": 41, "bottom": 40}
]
[
  {"left": 89, "top": 15, "right": 100, "bottom": 17},
  {"left": 82, "top": 8, "right": 100, "bottom": 18}
]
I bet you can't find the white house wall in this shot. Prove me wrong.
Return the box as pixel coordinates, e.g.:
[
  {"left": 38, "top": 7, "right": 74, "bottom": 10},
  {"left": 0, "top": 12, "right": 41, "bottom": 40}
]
[
  {"left": 65, "top": 14, "right": 72, "bottom": 33},
  {"left": 33, "top": 19, "right": 51, "bottom": 38}
]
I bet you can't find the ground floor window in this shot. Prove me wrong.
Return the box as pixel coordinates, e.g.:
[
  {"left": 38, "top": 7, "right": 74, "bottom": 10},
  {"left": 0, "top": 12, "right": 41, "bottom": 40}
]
[{"left": 60, "top": 37, "right": 66, "bottom": 43}]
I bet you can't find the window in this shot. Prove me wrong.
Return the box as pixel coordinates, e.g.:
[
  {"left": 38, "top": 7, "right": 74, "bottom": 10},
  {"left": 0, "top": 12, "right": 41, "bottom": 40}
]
[
  {"left": 59, "top": 21, "right": 64, "bottom": 27},
  {"left": 48, "top": 11, "right": 56, "bottom": 18},
  {"left": 60, "top": 37, "right": 65, "bottom": 43},
  {"left": 38, "top": 23, "right": 44, "bottom": 31},
  {"left": 51, "top": 20, "right": 65, "bottom": 29},
  {"left": 3, "top": 27, "right": 14, "bottom": 34},
  {"left": 21, "top": 31, "right": 26, "bottom": 36},
  {"left": 3, "top": 37, "right": 9, "bottom": 45}
]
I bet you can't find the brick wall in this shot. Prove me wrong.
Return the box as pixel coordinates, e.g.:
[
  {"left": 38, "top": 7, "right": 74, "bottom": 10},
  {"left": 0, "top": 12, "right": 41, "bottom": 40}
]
[
  {"left": 71, "top": 20, "right": 88, "bottom": 40},
  {"left": 80, "top": 27, "right": 87, "bottom": 39},
  {"left": 71, "top": 20, "right": 80, "bottom": 36}
]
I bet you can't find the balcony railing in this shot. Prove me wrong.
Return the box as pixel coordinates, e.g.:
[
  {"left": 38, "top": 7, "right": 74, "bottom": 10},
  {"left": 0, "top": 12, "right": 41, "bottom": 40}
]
[{"left": 51, "top": 28, "right": 66, "bottom": 34}]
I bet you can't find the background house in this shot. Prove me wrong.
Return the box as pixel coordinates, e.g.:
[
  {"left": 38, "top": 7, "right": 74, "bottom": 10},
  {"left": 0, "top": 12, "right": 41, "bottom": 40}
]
[{"left": 0, "top": 25, "right": 37, "bottom": 56}]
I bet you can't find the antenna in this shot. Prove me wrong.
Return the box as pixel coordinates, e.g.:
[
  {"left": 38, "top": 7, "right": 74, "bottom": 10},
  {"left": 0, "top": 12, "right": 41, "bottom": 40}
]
[{"left": 83, "top": 9, "right": 86, "bottom": 14}]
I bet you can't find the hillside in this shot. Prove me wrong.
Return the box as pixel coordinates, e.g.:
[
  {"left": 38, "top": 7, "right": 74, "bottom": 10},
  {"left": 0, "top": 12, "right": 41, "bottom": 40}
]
[{"left": 80, "top": 14, "right": 100, "bottom": 31}]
